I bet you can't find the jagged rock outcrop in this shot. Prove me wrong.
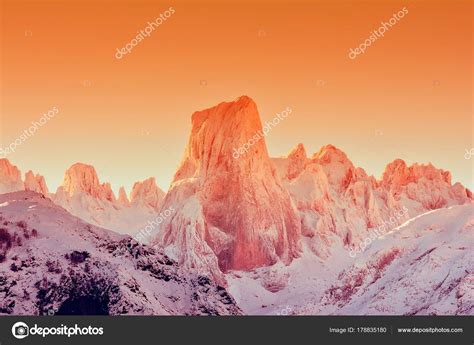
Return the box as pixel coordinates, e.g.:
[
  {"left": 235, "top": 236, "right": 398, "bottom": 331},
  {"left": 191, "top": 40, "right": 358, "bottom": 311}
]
[
  {"left": 117, "top": 186, "right": 130, "bottom": 207},
  {"left": 130, "top": 177, "right": 165, "bottom": 210},
  {"left": 24, "top": 170, "right": 49, "bottom": 195},
  {"left": 381, "top": 159, "right": 471, "bottom": 211},
  {"left": 272, "top": 144, "right": 472, "bottom": 258}
]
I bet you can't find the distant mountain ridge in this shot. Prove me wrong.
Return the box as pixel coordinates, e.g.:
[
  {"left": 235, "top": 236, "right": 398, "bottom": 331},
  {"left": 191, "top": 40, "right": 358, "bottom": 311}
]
[{"left": 0, "top": 159, "right": 165, "bottom": 235}]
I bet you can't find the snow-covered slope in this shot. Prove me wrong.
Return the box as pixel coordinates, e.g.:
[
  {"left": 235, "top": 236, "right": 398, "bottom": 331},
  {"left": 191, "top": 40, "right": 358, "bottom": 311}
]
[
  {"left": 320, "top": 204, "right": 474, "bottom": 315},
  {"left": 227, "top": 204, "right": 473, "bottom": 315},
  {"left": 0, "top": 191, "right": 241, "bottom": 315}
]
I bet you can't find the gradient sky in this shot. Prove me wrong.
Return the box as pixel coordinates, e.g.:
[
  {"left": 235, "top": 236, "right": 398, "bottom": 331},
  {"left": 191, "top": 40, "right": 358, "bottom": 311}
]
[{"left": 1, "top": 0, "right": 472, "bottom": 194}]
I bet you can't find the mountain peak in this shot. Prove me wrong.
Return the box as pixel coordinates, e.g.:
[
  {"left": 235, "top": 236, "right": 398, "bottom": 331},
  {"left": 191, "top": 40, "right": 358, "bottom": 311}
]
[
  {"left": 190, "top": 96, "right": 259, "bottom": 133},
  {"left": 0, "top": 159, "right": 23, "bottom": 194},
  {"left": 312, "top": 144, "right": 349, "bottom": 162},
  {"left": 235, "top": 95, "right": 254, "bottom": 105},
  {"left": 154, "top": 96, "right": 301, "bottom": 281},
  {"left": 174, "top": 96, "right": 265, "bottom": 182},
  {"left": 118, "top": 186, "right": 130, "bottom": 206},
  {"left": 61, "top": 162, "right": 115, "bottom": 201},
  {"left": 288, "top": 143, "right": 307, "bottom": 159},
  {"left": 284, "top": 144, "right": 308, "bottom": 180},
  {"left": 311, "top": 145, "right": 356, "bottom": 190},
  {"left": 130, "top": 177, "right": 164, "bottom": 210}
]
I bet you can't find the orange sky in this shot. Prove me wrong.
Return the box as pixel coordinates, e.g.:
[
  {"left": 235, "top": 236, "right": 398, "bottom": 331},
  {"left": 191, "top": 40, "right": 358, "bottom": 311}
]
[{"left": 1, "top": 0, "right": 472, "bottom": 194}]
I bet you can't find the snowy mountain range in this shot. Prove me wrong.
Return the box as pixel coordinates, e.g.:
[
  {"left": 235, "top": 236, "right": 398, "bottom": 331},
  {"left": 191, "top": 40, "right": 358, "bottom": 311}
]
[
  {"left": 0, "top": 96, "right": 472, "bottom": 315},
  {"left": 0, "top": 160, "right": 165, "bottom": 236}
]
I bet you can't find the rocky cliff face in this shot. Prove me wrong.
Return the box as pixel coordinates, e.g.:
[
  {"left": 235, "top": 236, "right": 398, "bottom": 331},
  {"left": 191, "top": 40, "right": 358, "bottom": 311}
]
[{"left": 152, "top": 96, "right": 301, "bottom": 283}]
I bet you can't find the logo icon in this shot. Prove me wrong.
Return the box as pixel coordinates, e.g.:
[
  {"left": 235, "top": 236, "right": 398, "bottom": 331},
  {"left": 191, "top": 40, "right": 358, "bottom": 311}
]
[
  {"left": 277, "top": 305, "right": 293, "bottom": 316},
  {"left": 12, "top": 322, "right": 29, "bottom": 339}
]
